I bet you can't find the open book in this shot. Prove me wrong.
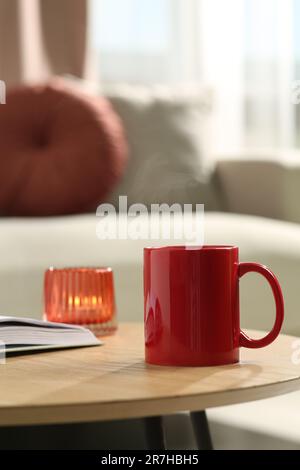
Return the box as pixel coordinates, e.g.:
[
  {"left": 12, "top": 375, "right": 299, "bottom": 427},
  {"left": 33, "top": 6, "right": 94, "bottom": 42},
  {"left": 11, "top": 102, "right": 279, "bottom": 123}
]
[{"left": 0, "top": 316, "right": 102, "bottom": 354}]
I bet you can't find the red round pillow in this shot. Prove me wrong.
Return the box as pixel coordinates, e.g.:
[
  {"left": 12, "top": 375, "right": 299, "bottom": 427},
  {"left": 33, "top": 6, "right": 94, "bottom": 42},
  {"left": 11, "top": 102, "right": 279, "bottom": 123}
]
[{"left": 0, "top": 80, "right": 128, "bottom": 216}]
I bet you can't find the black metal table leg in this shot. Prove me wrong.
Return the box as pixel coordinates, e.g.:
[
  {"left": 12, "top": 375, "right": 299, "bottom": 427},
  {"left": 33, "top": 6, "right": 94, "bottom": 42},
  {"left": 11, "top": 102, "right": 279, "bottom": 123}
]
[
  {"left": 190, "top": 410, "right": 213, "bottom": 450},
  {"left": 144, "top": 416, "right": 166, "bottom": 450}
]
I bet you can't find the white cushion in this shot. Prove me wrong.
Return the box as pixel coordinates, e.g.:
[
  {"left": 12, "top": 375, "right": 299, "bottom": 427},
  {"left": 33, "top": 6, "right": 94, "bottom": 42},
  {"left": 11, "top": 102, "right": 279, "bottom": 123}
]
[{"left": 104, "top": 84, "right": 219, "bottom": 210}]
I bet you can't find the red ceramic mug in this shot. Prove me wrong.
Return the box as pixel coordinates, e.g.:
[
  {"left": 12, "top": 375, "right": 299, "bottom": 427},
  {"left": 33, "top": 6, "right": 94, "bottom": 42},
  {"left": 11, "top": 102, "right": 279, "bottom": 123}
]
[{"left": 144, "top": 245, "right": 284, "bottom": 366}]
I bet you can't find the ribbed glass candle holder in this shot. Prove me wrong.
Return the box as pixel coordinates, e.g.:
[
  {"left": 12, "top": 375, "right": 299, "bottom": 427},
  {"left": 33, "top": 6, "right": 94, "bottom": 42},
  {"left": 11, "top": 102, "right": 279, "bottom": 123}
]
[{"left": 44, "top": 267, "right": 117, "bottom": 336}]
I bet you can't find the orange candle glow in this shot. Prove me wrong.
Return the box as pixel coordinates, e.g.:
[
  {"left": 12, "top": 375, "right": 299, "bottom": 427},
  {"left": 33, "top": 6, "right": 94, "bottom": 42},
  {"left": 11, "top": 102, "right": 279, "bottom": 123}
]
[{"left": 44, "top": 267, "right": 117, "bottom": 336}]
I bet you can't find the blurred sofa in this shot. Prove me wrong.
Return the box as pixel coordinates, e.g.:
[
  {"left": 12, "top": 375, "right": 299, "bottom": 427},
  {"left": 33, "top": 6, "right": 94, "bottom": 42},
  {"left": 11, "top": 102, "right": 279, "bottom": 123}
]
[
  {"left": 1, "top": 210, "right": 300, "bottom": 336},
  {"left": 1, "top": 82, "right": 300, "bottom": 448},
  {"left": 0, "top": 84, "right": 299, "bottom": 334}
]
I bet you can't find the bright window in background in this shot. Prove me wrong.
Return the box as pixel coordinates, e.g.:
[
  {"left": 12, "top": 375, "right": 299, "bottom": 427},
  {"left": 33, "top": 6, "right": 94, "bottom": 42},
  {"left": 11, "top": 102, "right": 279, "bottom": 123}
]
[
  {"left": 90, "top": 0, "right": 298, "bottom": 154},
  {"left": 90, "top": 0, "right": 184, "bottom": 84},
  {"left": 91, "top": 0, "right": 170, "bottom": 53},
  {"left": 89, "top": 0, "right": 201, "bottom": 84}
]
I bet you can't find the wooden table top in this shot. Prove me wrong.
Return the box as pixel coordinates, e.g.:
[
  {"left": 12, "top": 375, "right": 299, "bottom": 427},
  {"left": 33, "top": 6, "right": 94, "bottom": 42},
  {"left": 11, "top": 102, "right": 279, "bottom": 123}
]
[{"left": 0, "top": 323, "right": 299, "bottom": 427}]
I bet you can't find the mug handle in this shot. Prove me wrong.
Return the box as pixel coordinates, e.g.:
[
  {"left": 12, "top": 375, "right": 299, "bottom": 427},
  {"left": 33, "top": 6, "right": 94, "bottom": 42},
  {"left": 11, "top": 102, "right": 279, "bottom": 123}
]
[{"left": 238, "top": 262, "right": 284, "bottom": 348}]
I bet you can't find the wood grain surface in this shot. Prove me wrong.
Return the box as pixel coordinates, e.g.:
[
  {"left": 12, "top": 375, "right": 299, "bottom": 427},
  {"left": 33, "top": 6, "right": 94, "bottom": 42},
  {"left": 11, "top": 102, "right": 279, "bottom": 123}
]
[{"left": 0, "top": 323, "right": 299, "bottom": 426}]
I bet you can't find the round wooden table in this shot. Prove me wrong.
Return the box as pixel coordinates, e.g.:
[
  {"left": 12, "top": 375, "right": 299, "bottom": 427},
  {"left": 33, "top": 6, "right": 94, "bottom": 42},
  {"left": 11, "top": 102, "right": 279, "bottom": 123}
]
[{"left": 0, "top": 323, "right": 299, "bottom": 449}]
